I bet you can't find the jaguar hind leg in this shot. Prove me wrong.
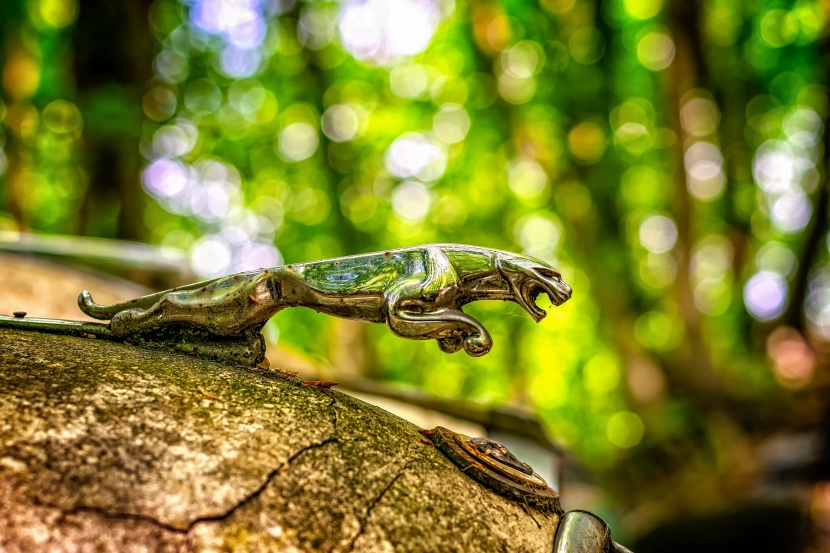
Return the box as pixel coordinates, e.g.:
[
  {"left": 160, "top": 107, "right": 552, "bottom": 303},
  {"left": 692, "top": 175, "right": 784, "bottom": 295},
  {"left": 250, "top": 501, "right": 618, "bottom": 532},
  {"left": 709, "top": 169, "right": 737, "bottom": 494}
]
[{"left": 386, "top": 305, "right": 493, "bottom": 357}]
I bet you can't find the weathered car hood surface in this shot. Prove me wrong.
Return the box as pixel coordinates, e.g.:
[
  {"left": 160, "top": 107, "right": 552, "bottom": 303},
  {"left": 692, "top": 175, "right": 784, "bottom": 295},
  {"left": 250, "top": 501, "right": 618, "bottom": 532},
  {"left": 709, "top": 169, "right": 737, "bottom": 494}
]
[{"left": 0, "top": 327, "right": 558, "bottom": 552}]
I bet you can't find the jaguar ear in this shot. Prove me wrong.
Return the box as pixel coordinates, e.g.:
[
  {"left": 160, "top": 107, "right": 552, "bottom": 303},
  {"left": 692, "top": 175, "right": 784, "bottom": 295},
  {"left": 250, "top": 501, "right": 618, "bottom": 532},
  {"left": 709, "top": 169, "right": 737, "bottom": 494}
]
[{"left": 494, "top": 256, "right": 516, "bottom": 278}]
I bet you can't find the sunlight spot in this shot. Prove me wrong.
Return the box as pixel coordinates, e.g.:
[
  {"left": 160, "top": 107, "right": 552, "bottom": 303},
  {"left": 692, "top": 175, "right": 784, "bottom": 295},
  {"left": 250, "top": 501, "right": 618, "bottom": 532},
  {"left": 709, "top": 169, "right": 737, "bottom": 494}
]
[
  {"left": 806, "top": 268, "right": 830, "bottom": 339},
  {"left": 784, "top": 108, "right": 823, "bottom": 148},
  {"left": 184, "top": 79, "right": 222, "bottom": 115},
  {"left": 501, "top": 41, "right": 543, "bottom": 79},
  {"left": 759, "top": 8, "right": 798, "bottom": 48},
  {"left": 142, "top": 158, "right": 189, "bottom": 198},
  {"left": 338, "top": 0, "right": 439, "bottom": 64},
  {"left": 322, "top": 104, "right": 361, "bottom": 142},
  {"left": 634, "top": 310, "right": 683, "bottom": 350},
  {"left": 235, "top": 241, "right": 282, "bottom": 272},
  {"left": 567, "top": 122, "right": 606, "bottom": 163},
  {"left": 514, "top": 213, "right": 561, "bottom": 254},
  {"left": 770, "top": 191, "right": 812, "bottom": 234},
  {"left": 680, "top": 95, "right": 720, "bottom": 137},
  {"left": 507, "top": 158, "right": 549, "bottom": 199},
  {"left": 767, "top": 326, "right": 815, "bottom": 389},
  {"left": 639, "top": 214, "right": 677, "bottom": 254},
  {"left": 639, "top": 252, "right": 677, "bottom": 289},
  {"left": 607, "top": 412, "right": 644, "bottom": 448},
  {"left": 191, "top": 236, "right": 232, "bottom": 278},
  {"left": 392, "top": 180, "right": 431, "bottom": 221},
  {"left": 583, "top": 352, "right": 620, "bottom": 395},
  {"left": 143, "top": 85, "right": 178, "bottom": 121},
  {"left": 568, "top": 26, "right": 605, "bottom": 65},
  {"left": 433, "top": 104, "right": 471, "bottom": 144},
  {"left": 152, "top": 119, "right": 198, "bottom": 159},
  {"left": 623, "top": 0, "right": 663, "bottom": 20},
  {"left": 198, "top": 182, "right": 232, "bottom": 221},
  {"left": 497, "top": 71, "right": 536, "bottom": 104},
  {"left": 228, "top": 83, "right": 267, "bottom": 115},
  {"left": 220, "top": 45, "right": 262, "bottom": 78},
  {"left": 744, "top": 271, "right": 787, "bottom": 321},
  {"left": 298, "top": 3, "right": 338, "bottom": 50},
  {"left": 341, "top": 186, "right": 379, "bottom": 224},
  {"left": 385, "top": 133, "right": 446, "bottom": 181},
  {"left": 42, "top": 100, "right": 83, "bottom": 136},
  {"left": 154, "top": 49, "right": 189, "bottom": 84},
  {"left": 637, "top": 31, "right": 675, "bottom": 71},
  {"left": 614, "top": 122, "right": 652, "bottom": 155},
  {"left": 389, "top": 63, "right": 429, "bottom": 99},
  {"left": 691, "top": 236, "right": 732, "bottom": 282},
  {"left": 293, "top": 188, "right": 331, "bottom": 225},
  {"left": 37, "top": 0, "right": 79, "bottom": 28},
  {"left": 753, "top": 140, "right": 802, "bottom": 195},
  {"left": 279, "top": 123, "right": 318, "bottom": 162},
  {"left": 684, "top": 141, "right": 724, "bottom": 201},
  {"left": 756, "top": 242, "right": 797, "bottom": 276},
  {"left": 191, "top": 0, "right": 267, "bottom": 49}
]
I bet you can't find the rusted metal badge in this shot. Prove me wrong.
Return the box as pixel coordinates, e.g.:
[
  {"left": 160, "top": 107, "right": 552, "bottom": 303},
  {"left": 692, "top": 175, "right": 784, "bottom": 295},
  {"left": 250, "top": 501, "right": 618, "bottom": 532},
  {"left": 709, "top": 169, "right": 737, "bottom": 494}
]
[{"left": 425, "top": 426, "right": 562, "bottom": 513}]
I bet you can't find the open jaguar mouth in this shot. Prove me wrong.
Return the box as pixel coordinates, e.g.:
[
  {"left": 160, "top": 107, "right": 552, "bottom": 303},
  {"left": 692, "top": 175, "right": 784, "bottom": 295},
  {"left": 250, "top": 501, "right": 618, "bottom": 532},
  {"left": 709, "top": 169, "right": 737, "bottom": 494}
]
[
  {"left": 495, "top": 257, "right": 572, "bottom": 323},
  {"left": 517, "top": 274, "right": 572, "bottom": 323},
  {"left": 518, "top": 283, "right": 548, "bottom": 323}
]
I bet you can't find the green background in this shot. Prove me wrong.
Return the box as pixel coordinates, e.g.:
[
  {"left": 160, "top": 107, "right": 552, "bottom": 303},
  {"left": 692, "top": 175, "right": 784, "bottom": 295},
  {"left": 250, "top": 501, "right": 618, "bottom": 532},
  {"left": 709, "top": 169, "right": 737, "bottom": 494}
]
[{"left": 1, "top": 0, "right": 827, "bottom": 546}]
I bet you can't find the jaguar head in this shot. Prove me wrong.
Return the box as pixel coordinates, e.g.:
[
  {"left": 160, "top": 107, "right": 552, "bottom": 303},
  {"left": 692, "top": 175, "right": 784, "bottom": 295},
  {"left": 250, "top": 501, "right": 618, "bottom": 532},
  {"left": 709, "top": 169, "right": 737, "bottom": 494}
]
[{"left": 495, "top": 254, "right": 572, "bottom": 322}]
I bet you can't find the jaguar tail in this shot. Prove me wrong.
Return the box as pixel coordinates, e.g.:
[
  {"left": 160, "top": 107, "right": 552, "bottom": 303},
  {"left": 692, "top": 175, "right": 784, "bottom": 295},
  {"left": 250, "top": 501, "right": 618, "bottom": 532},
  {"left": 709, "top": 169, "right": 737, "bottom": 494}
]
[{"left": 78, "top": 278, "right": 219, "bottom": 320}]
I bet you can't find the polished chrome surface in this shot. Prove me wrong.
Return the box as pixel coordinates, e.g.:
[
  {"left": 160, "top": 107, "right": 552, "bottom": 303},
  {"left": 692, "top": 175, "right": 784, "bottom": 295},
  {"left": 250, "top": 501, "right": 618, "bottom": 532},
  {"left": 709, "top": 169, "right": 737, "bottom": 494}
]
[{"left": 5, "top": 244, "right": 571, "bottom": 365}]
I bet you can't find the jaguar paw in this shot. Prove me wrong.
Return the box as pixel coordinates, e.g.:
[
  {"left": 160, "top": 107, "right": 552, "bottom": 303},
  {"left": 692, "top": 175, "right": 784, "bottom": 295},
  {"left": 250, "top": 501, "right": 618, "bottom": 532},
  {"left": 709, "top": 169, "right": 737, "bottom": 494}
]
[
  {"left": 463, "top": 334, "right": 492, "bottom": 357},
  {"left": 437, "top": 336, "right": 464, "bottom": 354}
]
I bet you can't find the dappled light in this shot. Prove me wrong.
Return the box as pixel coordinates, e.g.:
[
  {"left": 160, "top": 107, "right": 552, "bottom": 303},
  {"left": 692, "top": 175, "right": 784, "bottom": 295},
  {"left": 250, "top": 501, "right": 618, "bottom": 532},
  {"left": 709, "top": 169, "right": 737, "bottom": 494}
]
[{"left": 1, "top": 0, "right": 829, "bottom": 548}]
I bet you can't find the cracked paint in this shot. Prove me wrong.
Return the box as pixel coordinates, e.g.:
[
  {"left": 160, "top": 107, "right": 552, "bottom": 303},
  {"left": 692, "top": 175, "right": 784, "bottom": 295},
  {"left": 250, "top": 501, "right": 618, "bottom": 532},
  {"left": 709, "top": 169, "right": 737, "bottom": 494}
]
[
  {"left": 2, "top": 327, "right": 559, "bottom": 552},
  {"left": 346, "top": 459, "right": 415, "bottom": 552}
]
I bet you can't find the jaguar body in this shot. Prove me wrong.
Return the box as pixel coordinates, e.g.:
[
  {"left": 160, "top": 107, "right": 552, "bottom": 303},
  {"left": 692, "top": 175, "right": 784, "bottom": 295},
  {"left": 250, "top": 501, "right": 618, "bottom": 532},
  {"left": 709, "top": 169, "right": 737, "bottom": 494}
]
[{"left": 79, "top": 244, "right": 572, "bottom": 358}]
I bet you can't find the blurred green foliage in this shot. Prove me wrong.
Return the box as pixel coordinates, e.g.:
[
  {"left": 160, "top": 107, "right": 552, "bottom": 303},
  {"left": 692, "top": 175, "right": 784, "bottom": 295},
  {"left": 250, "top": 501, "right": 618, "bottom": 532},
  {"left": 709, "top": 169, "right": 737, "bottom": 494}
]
[{"left": 1, "top": 0, "right": 828, "bottom": 537}]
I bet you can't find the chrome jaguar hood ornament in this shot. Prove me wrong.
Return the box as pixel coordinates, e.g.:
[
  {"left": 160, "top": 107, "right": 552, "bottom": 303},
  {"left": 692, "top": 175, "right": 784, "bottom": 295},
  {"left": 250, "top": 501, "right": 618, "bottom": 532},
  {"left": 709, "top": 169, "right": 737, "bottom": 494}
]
[{"left": 2, "top": 244, "right": 572, "bottom": 366}]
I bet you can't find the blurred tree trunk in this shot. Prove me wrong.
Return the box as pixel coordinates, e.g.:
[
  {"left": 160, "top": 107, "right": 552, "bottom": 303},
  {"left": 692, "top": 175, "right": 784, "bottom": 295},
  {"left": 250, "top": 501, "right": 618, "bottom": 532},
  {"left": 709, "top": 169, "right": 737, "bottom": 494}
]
[
  {"left": 73, "top": 0, "right": 154, "bottom": 240},
  {"left": 664, "top": 0, "right": 724, "bottom": 399}
]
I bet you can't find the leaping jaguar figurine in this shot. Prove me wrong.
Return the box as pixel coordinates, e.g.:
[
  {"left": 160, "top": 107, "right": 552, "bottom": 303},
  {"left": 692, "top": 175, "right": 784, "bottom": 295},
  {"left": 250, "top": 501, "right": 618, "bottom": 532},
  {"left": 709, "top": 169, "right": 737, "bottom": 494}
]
[{"left": 1, "top": 245, "right": 571, "bottom": 366}]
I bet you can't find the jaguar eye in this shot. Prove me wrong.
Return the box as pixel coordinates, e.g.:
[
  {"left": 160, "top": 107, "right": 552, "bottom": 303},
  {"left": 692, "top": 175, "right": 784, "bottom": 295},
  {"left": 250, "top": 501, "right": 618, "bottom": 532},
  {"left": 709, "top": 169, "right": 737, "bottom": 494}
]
[{"left": 536, "top": 267, "right": 561, "bottom": 280}]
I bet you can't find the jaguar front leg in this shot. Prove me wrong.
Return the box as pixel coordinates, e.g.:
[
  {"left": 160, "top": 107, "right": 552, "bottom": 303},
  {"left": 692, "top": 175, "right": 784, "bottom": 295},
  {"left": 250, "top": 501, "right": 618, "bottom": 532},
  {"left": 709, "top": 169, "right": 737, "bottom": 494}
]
[{"left": 383, "top": 247, "right": 493, "bottom": 356}]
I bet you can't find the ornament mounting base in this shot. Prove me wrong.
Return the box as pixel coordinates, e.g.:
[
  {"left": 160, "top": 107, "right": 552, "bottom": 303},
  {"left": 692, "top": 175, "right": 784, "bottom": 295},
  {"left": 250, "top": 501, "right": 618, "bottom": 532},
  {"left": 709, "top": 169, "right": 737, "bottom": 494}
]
[{"left": 428, "top": 426, "right": 562, "bottom": 514}]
